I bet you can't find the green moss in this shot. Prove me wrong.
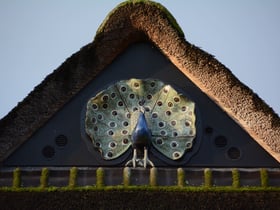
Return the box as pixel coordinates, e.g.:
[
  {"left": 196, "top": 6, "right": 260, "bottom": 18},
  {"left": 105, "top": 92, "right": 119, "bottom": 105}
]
[
  {"left": 177, "top": 168, "right": 185, "bottom": 187},
  {"left": 232, "top": 168, "right": 240, "bottom": 188},
  {"left": 12, "top": 168, "right": 21, "bottom": 188},
  {"left": 150, "top": 167, "right": 157, "bottom": 186},
  {"left": 96, "top": 0, "right": 184, "bottom": 38},
  {"left": 1, "top": 185, "right": 280, "bottom": 193},
  {"left": 96, "top": 167, "right": 104, "bottom": 188},
  {"left": 260, "top": 168, "right": 268, "bottom": 187},
  {"left": 123, "top": 167, "right": 131, "bottom": 187},
  {"left": 39, "top": 168, "right": 49, "bottom": 188},
  {"left": 150, "top": 1, "right": 184, "bottom": 37},
  {"left": 204, "top": 168, "right": 212, "bottom": 188},
  {"left": 68, "top": 167, "right": 78, "bottom": 188}
]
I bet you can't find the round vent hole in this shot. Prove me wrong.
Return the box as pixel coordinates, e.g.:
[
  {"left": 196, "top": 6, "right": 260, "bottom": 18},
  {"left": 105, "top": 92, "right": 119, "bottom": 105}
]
[
  {"left": 227, "top": 147, "right": 241, "bottom": 160},
  {"left": 55, "top": 135, "right": 68, "bottom": 147},
  {"left": 42, "top": 146, "right": 55, "bottom": 159}
]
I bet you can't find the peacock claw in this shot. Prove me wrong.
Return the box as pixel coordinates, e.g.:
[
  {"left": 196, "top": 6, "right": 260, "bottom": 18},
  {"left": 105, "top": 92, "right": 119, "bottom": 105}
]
[
  {"left": 143, "top": 147, "right": 154, "bottom": 168},
  {"left": 125, "top": 148, "right": 154, "bottom": 168}
]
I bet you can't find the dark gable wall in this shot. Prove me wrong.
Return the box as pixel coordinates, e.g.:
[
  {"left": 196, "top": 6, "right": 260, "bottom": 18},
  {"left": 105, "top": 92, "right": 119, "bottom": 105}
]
[{"left": 5, "top": 43, "right": 279, "bottom": 167}]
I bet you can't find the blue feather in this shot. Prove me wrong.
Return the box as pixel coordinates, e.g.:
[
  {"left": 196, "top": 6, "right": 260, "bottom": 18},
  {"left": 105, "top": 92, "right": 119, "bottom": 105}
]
[{"left": 131, "top": 112, "right": 151, "bottom": 149}]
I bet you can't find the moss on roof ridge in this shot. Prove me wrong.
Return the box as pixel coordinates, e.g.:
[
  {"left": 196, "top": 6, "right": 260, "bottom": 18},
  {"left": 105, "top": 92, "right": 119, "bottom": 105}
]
[{"left": 96, "top": 0, "right": 184, "bottom": 38}]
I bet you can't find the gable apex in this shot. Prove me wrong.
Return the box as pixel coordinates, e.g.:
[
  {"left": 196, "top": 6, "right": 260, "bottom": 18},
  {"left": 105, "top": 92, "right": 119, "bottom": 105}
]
[{"left": 0, "top": 0, "right": 279, "bottom": 164}]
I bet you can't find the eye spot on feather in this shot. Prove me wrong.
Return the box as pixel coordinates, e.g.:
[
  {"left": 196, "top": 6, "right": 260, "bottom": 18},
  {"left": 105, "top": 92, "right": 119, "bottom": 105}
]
[
  {"left": 163, "top": 87, "right": 169, "bottom": 93},
  {"left": 156, "top": 138, "right": 163, "bottom": 145},
  {"left": 111, "top": 92, "right": 116, "bottom": 99},
  {"left": 168, "top": 102, "right": 173, "bottom": 107},
  {"left": 157, "top": 101, "right": 163, "bottom": 106},
  {"left": 138, "top": 100, "right": 145, "bottom": 106},
  {"left": 160, "top": 130, "right": 167, "bottom": 136},
  {"left": 181, "top": 106, "right": 186, "bottom": 112},
  {"left": 118, "top": 101, "right": 124, "bottom": 107},
  {"left": 109, "top": 141, "right": 117, "bottom": 148},
  {"left": 174, "top": 97, "right": 180, "bottom": 103},
  {"left": 92, "top": 117, "right": 97, "bottom": 124},
  {"left": 133, "top": 107, "right": 138, "bottom": 112},
  {"left": 112, "top": 110, "right": 118, "bottom": 116},
  {"left": 171, "top": 120, "right": 176, "bottom": 126},
  {"left": 123, "top": 121, "right": 129, "bottom": 127},
  {"left": 92, "top": 103, "right": 98, "bottom": 110},
  {"left": 134, "top": 82, "right": 140, "bottom": 88},
  {"left": 186, "top": 142, "right": 192, "bottom": 148},
  {"left": 94, "top": 126, "right": 98, "bottom": 131},
  {"left": 122, "top": 138, "right": 129, "bottom": 145},
  {"left": 126, "top": 112, "right": 131, "bottom": 119},
  {"left": 102, "top": 94, "right": 109, "bottom": 102},
  {"left": 145, "top": 106, "right": 150, "bottom": 112},
  {"left": 129, "top": 93, "right": 135, "bottom": 99},
  {"left": 165, "top": 110, "right": 171, "bottom": 116},
  {"left": 150, "top": 82, "right": 155, "bottom": 87},
  {"left": 97, "top": 114, "right": 103, "bottom": 120},
  {"left": 158, "top": 121, "right": 165, "bottom": 128},
  {"left": 108, "top": 130, "right": 114, "bottom": 136},
  {"left": 95, "top": 142, "right": 101, "bottom": 148},
  {"left": 102, "top": 103, "right": 108, "bottom": 109},
  {"left": 147, "top": 94, "right": 152, "bottom": 100},
  {"left": 170, "top": 141, "right": 178, "bottom": 148},
  {"left": 107, "top": 151, "right": 113, "bottom": 158},
  {"left": 152, "top": 112, "right": 158, "bottom": 118},
  {"left": 173, "top": 132, "right": 178, "bottom": 137},
  {"left": 109, "top": 121, "right": 116, "bottom": 128},
  {"left": 121, "top": 86, "right": 127, "bottom": 92},
  {"left": 173, "top": 152, "right": 181, "bottom": 159},
  {"left": 122, "top": 130, "right": 128, "bottom": 135},
  {"left": 185, "top": 121, "right": 191, "bottom": 127}
]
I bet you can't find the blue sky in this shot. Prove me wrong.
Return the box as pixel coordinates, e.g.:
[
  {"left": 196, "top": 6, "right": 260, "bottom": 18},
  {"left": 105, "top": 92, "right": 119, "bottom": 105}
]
[{"left": 0, "top": 0, "right": 280, "bottom": 119}]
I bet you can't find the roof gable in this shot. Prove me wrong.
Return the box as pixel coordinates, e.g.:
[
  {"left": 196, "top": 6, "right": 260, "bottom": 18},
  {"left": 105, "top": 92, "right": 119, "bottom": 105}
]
[
  {"left": 0, "top": 1, "right": 279, "bottom": 163},
  {"left": 4, "top": 42, "right": 278, "bottom": 167}
]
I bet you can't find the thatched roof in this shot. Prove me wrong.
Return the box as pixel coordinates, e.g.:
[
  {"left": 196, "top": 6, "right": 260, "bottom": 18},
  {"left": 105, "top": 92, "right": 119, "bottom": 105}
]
[{"left": 0, "top": 0, "right": 279, "bottom": 163}]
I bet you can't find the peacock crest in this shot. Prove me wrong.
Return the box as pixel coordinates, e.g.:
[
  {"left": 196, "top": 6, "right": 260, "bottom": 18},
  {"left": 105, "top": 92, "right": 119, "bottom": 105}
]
[{"left": 85, "top": 78, "right": 196, "bottom": 167}]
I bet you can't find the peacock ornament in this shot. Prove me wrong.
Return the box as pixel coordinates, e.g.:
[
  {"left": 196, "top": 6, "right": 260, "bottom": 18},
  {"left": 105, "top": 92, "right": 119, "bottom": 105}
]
[{"left": 85, "top": 79, "right": 196, "bottom": 168}]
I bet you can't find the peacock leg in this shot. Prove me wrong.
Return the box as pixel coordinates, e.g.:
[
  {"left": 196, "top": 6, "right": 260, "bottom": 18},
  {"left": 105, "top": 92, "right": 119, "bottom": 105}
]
[
  {"left": 143, "top": 147, "right": 154, "bottom": 168},
  {"left": 132, "top": 148, "right": 137, "bottom": 168},
  {"left": 125, "top": 148, "right": 138, "bottom": 168}
]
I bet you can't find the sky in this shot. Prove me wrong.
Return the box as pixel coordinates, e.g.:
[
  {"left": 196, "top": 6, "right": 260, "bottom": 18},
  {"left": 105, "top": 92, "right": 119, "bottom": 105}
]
[{"left": 0, "top": 0, "right": 280, "bottom": 119}]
